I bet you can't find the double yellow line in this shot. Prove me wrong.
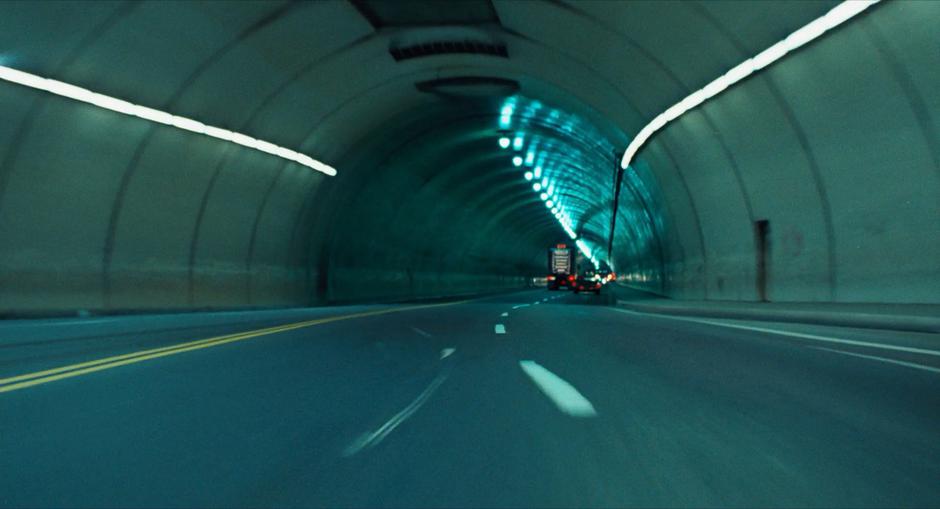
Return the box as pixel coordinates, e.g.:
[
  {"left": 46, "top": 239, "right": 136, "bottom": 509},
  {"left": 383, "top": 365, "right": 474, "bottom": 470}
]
[{"left": 0, "top": 300, "right": 465, "bottom": 394}]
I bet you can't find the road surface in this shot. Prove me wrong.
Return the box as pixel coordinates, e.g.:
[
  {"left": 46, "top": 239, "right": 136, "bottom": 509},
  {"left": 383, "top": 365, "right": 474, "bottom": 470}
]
[{"left": 2, "top": 289, "right": 938, "bottom": 507}]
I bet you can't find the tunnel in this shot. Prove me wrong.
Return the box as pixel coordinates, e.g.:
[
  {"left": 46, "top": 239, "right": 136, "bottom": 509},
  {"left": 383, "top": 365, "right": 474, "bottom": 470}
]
[
  {"left": 1, "top": 0, "right": 935, "bottom": 313},
  {"left": 0, "top": 1, "right": 938, "bottom": 507}
]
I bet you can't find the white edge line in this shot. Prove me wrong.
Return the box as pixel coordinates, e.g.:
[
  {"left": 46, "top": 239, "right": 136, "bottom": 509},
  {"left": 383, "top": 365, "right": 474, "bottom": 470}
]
[
  {"left": 810, "top": 346, "right": 940, "bottom": 374},
  {"left": 519, "top": 360, "right": 596, "bottom": 417},
  {"left": 611, "top": 308, "right": 940, "bottom": 357},
  {"left": 343, "top": 372, "right": 448, "bottom": 457}
]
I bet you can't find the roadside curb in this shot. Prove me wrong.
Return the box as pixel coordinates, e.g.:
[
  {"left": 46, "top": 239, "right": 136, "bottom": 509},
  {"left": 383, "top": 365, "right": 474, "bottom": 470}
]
[{"left": 616, "top": 301, "right": 940, "bottom": 334}]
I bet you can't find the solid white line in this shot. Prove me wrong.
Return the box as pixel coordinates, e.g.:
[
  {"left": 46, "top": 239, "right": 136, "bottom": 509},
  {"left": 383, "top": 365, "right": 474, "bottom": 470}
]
[
  {"left": 612, "top": 308, "right": 940, "bottom": 357},
  {"left": 519, "top": 360, "right": 597, "bottom": 417},
  {"left": 410, "top": 326, "right": 432, "bottom": 338},
  {"left": 495, "top": 324, "right": 506, "bottom": 334},
  {"left": 810, "top": 346, "right": 940, "bottom": 374},
  {"left": 512, "top": 304, "right": 530, "bottom": 310},
  {"left": 501, "top": 312, "right": 509, "bottom": 317},
  {"left": 0, "top": 317, "right": 122, "bottom": 328},
  {"left": 343, "top": 372, "right": 448, "bottom": 457},
  {"left": 440, "top": 348, "right": 456, "bottom": 360}
]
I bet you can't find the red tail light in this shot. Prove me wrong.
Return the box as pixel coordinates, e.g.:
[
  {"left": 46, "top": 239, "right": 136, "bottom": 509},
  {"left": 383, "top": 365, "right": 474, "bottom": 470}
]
[
  {"left": 547, "top": 275, "right": 555, "bottom": 281},
  {"left": 568, "top": 275, "right": 575, "bottom": 281}
]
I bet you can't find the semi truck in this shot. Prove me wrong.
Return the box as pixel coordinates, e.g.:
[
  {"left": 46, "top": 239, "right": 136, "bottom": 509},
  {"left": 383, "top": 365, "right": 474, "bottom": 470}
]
[{"left": 546, "top": 243, "right": 576, "bottom": 290}]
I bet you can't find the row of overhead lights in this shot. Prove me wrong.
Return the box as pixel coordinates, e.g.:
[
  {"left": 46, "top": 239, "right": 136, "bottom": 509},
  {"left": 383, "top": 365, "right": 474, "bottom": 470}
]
[
  {"left": 619, "top": 0, "right": 879, "bottom": 170},
  {"left": 499, "top": 99, "right": 600, "bottom": 268},
  {"left": 499, "top": 2, "right": 878, "bottom": 273},
  {"left": 499, "top": 129, "right": 577, "bottom": 240},
  {"left": 0, "top": 65, "right": 337, "bottom": 176}
]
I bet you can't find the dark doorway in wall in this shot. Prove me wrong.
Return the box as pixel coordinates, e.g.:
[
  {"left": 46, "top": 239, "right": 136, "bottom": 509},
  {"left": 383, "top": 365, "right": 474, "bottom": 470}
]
[{"left": 755, "top": 219, "right": 770, "bottom": 302}]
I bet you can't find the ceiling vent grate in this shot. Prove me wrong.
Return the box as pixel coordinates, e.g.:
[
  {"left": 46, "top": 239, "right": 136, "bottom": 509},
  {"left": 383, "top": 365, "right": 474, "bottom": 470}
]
[{"left": 390, "top": 41, "right": 508, "bottom": 62}]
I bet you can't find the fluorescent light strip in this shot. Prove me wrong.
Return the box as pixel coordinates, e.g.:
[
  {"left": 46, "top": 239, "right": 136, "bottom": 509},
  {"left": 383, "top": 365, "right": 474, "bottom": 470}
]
[
  {"left": 0, "top": 65, "right": 337, "bottom": 176},
  {"left": 619, "top": 0, "right": 879, "bottom": 170}
]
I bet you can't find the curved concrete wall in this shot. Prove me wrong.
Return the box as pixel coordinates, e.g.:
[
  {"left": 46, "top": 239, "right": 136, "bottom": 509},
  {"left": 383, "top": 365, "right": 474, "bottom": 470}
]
[
  {"left": 625, "top": 0, "right": 939, "bottom": 303},
  {"left": 307, "top": 105, "right": 552, "bottom": 304},
  {"left": 0, "top": 0, "right": 936, "bottom": 314}
]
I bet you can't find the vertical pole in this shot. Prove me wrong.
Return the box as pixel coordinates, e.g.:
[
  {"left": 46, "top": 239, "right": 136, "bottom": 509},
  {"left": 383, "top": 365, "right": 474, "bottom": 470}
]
[{"left": 607, "top": 150, "right": 623, "bottom": 257}]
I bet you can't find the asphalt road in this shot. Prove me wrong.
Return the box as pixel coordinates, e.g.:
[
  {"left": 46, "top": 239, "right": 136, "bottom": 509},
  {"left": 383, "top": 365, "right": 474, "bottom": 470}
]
[{"left": 1, "top": 289, "right": 938, "bottom": 508}]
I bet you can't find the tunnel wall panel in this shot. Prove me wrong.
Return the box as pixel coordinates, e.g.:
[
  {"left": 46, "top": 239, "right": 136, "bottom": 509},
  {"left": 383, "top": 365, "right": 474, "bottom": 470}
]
[
  {"left": 0, "top": 1, "right": 124, "bottom": 75},
  {"left": 768, "top": 17, "right": 939, "bottom": 302},
  {"left": 658, "top": 117, "right": 755, "bottom": 300},
  {"left": 62, "top": 1, "right": 276, "bottom": 109},
  {"left": 107, "top": 129, "right": 226, "bottom": 309},
  {"left": 636, "top": 0, "right": 940, "bottom": 303},
  {"left": 638, "top": 143, "right": 706, "bottom": 299},
  {"left": 247, "top": 166, "right": 320, "bottom": 306},
  {"left": 191, "top": 150, "right": 282, "bottom": 308},
  {"left": 866, "top": 3, "right": 940, "bottom": 173},
  {"left": 0, "top": 97, "right": 148, "bottom": 311},
  {"left": 700, "top": 75, "right": 832, "bottom": 301}
]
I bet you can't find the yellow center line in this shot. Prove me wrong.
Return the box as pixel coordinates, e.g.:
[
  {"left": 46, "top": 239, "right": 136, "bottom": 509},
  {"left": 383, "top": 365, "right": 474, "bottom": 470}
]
[{"left": 0, "top": 300, "right": 467, "bottom": 394}]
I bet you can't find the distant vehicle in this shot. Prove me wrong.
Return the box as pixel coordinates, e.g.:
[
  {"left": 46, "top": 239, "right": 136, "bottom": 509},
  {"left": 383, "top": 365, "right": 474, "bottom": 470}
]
[
  {"left": 596, "top": 265, "right": 615, "bottom": 283},
  {"left": 573, "top": 268, "right": 602, "bottom": 295},
  {"left": 547, "top": 243, "right": 575, "bottom": 290}
]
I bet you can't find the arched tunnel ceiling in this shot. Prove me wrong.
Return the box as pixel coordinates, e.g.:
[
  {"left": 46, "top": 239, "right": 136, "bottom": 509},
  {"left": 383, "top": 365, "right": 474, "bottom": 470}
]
[
  {"left": 0, "top": 0, "right": 838, "bottom": 187},
  {"left": 1, "top": 0, "right": 936, "bottom": 309}
]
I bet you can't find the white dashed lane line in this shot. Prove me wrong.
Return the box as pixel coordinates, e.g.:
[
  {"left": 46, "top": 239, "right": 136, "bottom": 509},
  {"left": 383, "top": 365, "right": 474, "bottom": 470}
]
[
  {"left": 501, "top": 312, "right": 508, "bottom": 317},
  {"left": 410, "top": 327, "right": 432, "bottom": 338},
  {"left": 495, "top": 324, "right": 506, "bottom": 334},
  {"left": 343, "top": 371, "right": 449, "bottom": 457},
  {"left": 519, "top": 360, "right": 597, "bottom": 418}
]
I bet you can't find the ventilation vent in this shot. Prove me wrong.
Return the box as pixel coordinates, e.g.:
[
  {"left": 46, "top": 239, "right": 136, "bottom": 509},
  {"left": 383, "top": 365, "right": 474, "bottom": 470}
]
[
  {"left": 390, "top": 41, "right": 508, "bottom": 62},
  {"left": 415, "top": 76, "right": 519, "bottom": 97}
]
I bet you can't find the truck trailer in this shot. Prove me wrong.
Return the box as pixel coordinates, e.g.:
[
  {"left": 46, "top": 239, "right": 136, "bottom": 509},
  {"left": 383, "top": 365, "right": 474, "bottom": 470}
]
[{"left": 547, "top": 244, "right": 576, "bottom": 290}]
